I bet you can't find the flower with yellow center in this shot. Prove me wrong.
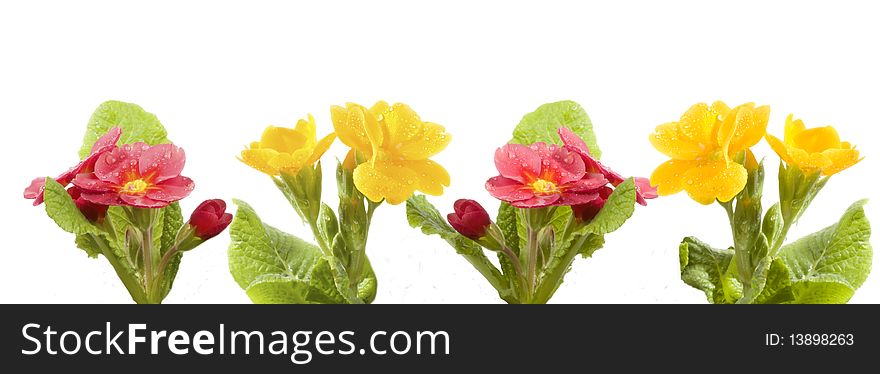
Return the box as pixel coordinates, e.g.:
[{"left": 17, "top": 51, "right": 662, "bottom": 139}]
[
  {"left": 240, "top": 114, "right": 337, "bottom": 176},
  {"left": 649, "top": 101, "right": 770, "bottom": 205},
  {"left": 765, "top": 115, "right": 861, "bottom": 176},
  {"left": 330, "top": 101, "right": 451, "bottom": 205}
]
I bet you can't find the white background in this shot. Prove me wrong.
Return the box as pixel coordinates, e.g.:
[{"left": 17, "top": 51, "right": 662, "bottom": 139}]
[{"left": 1, "top": 0, "right": 877, "bottom": 304}]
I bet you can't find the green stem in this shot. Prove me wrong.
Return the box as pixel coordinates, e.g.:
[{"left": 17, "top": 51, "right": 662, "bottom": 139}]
[
  {"left": 462, "top": 253, "right": 510, "bottom": 299},
  {"left": 533, "top": 233, "right": 590, "bottom": 304},
  {"left": 526, "top": 227, "right": 539, "bottom": 299},
  {"left": 93, "top": 234, "right": 147, "bottom": 304}
]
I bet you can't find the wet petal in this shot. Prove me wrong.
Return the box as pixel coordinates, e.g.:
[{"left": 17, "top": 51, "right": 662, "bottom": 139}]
[
  {"left": 330, "top": 104, "right": 372, "bottom": 154},
  {"left": 72, "top": 173, "right": 116, "bottom": 192},
  {"left": 305, "top": 132, "right": 337, "bottom": 165},
  {"left": 788, "top": 148, "right": 833, "bottom": 172},
  {"left": 240, "top": 148, "right": 281, "bottom": 175},
  {"left": 146, "top": 176, "right": 195, "bottom": 202},
  {"left": 678, "top": 102, "right": 717, "bottom": 147},
  {"left": 399, "top": 159, "right": 450, "bottom": 196},
  {"left": 260, "top": 125, "right": 309, "bottom": 153},
  {"left": 794, "top": 126, "right": 841, "bottom": 153},
  {"left": 682, "top": 160, "right": 748, "bottom": 204},
  {"left": 510, "top": 194, "right": 560, "bottom": 208},
  {"left": 80, "top": 191, "right": 124, "bottom": 206},
  {"left": 90, "top": 127, "right": 122, "bottom": 155},
  {"left": 728, "top": 104, "right": 770, "bottom": 154},
  {"left": 397, "top": 122, "right": 451, "bottom": 160},
  {"left": 558, "top": 127, "right": 593, "bottom": 157},
  {"left": 494, "top": 144, "right": 542, "bottom": 184},
  {"left": 556, "top": 191, "right": 600, "bottom": 206},
  {"left": 352, "top": 160, "right": 419, "bottom": 205},
  {"left": 94, "top": 143, "right": 146, "bottom": 184},
  {"left": 649, "top": 122, "right": 705, "bottom": 160},
  {"left": 268, "top": 148, "right": 311, "bottom": 174},
  {"left": 564, "top": 173, "right": 608, "bottom": 192},
  {"left": 765, "top": 133, "right": 794, "bottom": 165},
  {"left": 784, "top": 114, "right": 806, "bottom": 144},
  {"left": 485, "top": 176, "right": 534, "bottom": 202},
  {"left": 374, "top": 102, "right": 422, "bottom": 145},
  {"left": 119, "top": 194, "right": 169, "bottom": 208},
  {"left": 821, "top": 148, "right": 861, "bottom": 176},
  {"left": 139, "top": 143, "right": 186, "bottom": 183},
  {"left": 544, "top": 146, "right": 586, "bottom": 184},
  {"left": 650, "top": 159, "right": 698, "bottom": 196}
]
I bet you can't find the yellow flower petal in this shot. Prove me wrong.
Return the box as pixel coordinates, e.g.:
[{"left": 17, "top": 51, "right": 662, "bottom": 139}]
[
  {"left": 362, "top": 106, "right": 385, "bottom": 162},
  {"left": 678, "top": 102, "right": 717, "bottom": 147},
  {"left": 765, "top": 133, "right": 794, "bottom": 165},
  {"left": 331, "top": 104, "right": 372, "bottom": 155},
  {"left": 793, "top": 126, "right": 841, "bottom": 153},
  {"left": 269, "top": 148, "right": 312, "bottom": 174},
  {"left": 821, "top": 148, "right": 861, "bottom": 176},
  {"left": 681, "top": 160, "right": 748, "bottom": 205},
  {"left": 784, "top": 114, "right": 806, "bottom": 144},
  {"left": 399, "top": 159, "right": 450, "bottom": 196},
  {"left": 788, "top": 148, "right": 832, "bottom": 173},
  {"left": 259, "top": 126, "right": 308, "bottom": 153},
  {"left": 353, "top": 160, "right": 419, "bottom": 205},
  {"left": 305, "top": 132, "right": 337, "bottom": 166},
  {"left": 649, "top": 122, "right": 705, "bottom": 160},
  {"left": 397, "top": 122, "right": 451, "bottom": 160},
  {"left": 240, "top": 148, "right": 281, "bottom": 175},
  {"left": 374, "top": 102, "right": 423, "bottom": 145},
  {"left": 650, "top": 159, "right": 698, "bottom": 196},
  {"left": 293, "top": 114, "right": 318, "bottom": 144},
  {"left": 728, "top": 104, "right": 770, "bottom": 154}
]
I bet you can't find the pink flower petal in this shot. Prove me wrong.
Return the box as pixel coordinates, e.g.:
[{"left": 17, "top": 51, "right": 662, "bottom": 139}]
[
  {"left": 510, "top": 194, "right": 560, "bottom": 208},
  {"left": 634, "top": 177, "right": 658, "bottom": 206},
  {"left": 24, "top": 177, "right": 46, "bottom": 205},
  {"left": 485, "top": 176, "right": 535, "bottom": 202},
  {"left": 90, "top": 127, "right": 122, "bottom": 154},
  {"left": 72, "top": 173, "right": 116, "bottom": 192},
  {"left": 564, "top": 173, "right": 608, "bottom": 192},
  {"left": 494, "top": 144, "right": 542, "bottom": 184},
  {"left": 146, "top": 176, "right": 195, "bottom": 202},
  {"left": 558, "top": 127, "right": 593, "bottom": 157},
  {"left": 80, "top": 191, "right": 125, "bottom": 206},
  {"left": 557, "top": 191, "right": 600, "bottom": 206},
  {"left": 94, "top": 143, "right": 147, "bottom": 184},
  {"left": 546, "top": 146, "right": 586, "bottom": 184},
  {"left": 139, "top": 143, "right": 186, "bottom": 183},
  {"left": 119, "top": 194, "right": 169, "bottom": 208}
]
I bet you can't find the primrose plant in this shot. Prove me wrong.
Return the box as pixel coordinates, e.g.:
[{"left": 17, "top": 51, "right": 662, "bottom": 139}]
[
  {"left": 407, "top": 101, "right": 657, "bottom": 303},
  {"left": 23, "top": 101, "right": 231, "bottom": 304},
  {"left": 230, "top": 101, "right": 452, "bottom": 304},
  {"left": 649, "top": 101, "right": 871, "bottom": 303}
]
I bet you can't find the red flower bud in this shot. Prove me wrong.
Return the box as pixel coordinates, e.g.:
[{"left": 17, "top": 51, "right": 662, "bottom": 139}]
[
  {"left": 67, "top": 186, "right": 108, "bottom": 223},
  {"left": 188, "top": 199, "right": 232, "bottom": 240},
  {"left": 447, "top": 199, "right": 492, "bottom": 240}
]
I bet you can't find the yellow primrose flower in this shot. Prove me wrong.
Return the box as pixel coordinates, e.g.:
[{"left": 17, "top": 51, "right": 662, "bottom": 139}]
[
  {"left": 649, "top": 101, "right": 770, "bottom": 205},
  {"left": 331, "top": 101, "right": 451, "bottom": 205},
  {"left": 765, "top": 115, "right": 862, "bottom": 176},
  {"left": 240, "top": 114, "right": 337, "bottom": 175}
]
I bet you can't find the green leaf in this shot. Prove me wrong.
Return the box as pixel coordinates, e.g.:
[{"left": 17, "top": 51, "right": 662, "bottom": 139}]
[
  {"left": 228, "top": 199, "right": 349, "bottom": 304},
  {"left": 79, "top": 100, "right": 170, "bottom": 159},
  {"left": 511, "top": 100, "right": 601, "bottom": 159},
  {"left": 779, "top": 199, "right": 872, "bottom": 291},
  {"left": 762, "top": 203, "right": 784, "bottom": 248},
  {"left": 582, "top": 178, "right": 636, "bottom": 235},
  {"left": 158, "top": 203, "right": 184, "bottom": 298},
  {"left": 741, "top": 258, "right": 795, "bottom": 304},
  {"left": 405, "top": 195, "right": 483, "bottom": 256},
  {"left": 74, "top": 234, "right": 101, "bottom": 258},
  {"left": 496, "top": 202, "right": 520, "bottom": 254},
  {"left": 679, "top": 237, "right": 741, "bottom": 304},
  {"left": 788, "top": 276, "right": 855, "bottom": 304},
  {"left": 43, "top": 178, "right": 99, "bottom": 236}
]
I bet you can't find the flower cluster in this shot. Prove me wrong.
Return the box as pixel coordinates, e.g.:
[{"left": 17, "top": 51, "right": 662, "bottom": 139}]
[
  {"left": 485, "top": 127, "right": 656, "bottom": 213},
  {"left": 25, "top": 127, "right": 195, "bottom": 213}
]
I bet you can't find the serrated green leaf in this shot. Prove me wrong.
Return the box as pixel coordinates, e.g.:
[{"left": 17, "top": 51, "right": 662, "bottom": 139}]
[
  {"left": 779, "top": 199, "right": 872, "bottom": 291},
  {"left": 405, "top": 195, "right": 483, "bottom": 256},
  {"left": 79, "top": 100, "right": 170, "bottom": 159},
  {"left": 43, "top": 178, "right": 99, "bottom": 236},
  {"left": 496, "top": 202, "right": 520, "bottom": 254},
  {"left": 582, "top": 178, "right": 636, "bottom": 235},
  {"left": 74, "top": 234, "right": 101, "bottom": 258},
  {"left": 158, "top": 203, "right": 184, "bottom": 298},
  {"left": 228, "top": 199, "right": 351, "bottom": 304},
  {"left": 511, "top": 100, "right": 601, "bottom": 159},
  {"left": 741, "top": 257, "right": 795, "bottom": 304},
  {"left": 788, "top": 276, "right": 855, "bottom": 304},
  {"left": 679, "top": 237, "right": 740, "bottom": 304}
]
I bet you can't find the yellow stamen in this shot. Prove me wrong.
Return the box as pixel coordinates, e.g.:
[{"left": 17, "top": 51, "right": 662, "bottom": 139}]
[
  {"left": 121, "top": 179, "right": 149, "bottom": 195},
  {"left": 530, "top": 179, "right": 559, "bottom": 195}
]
